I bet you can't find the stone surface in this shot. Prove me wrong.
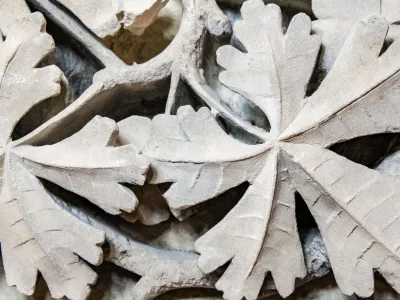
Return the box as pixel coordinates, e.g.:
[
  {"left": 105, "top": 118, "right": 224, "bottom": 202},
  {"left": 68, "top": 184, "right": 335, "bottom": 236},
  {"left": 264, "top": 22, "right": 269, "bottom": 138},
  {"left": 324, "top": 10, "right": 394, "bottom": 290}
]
[
  {"left": 301, "top": 228, "right": 331, "bottom": 280},
  {"left": 0, "top": 116, "right": 148, "bottom": 299},
  {"left": 2, "top": 0, "right": 400, "bottom": 299},
  {"left": 0, "top": 12, "right": 65, "bottom": 148},
  {"left": 312, "top": 0, "right": 400, "bottom": 78},
  {"left": 376, "top": 149, "right": 400, "bottom": 177},
  {"left": 54, "top": 0, "right": 169, "bottom": 38},
  {"left": 53, "top": 43, "right": 99, "bottom": 103},
  {"left": 119, "top": 3, "right": 400, "bottom": 299},
  {"left": 0, "top": 0, "right": 31, "bottom": 35},
  {"left": 103, "top": 0, "right": 182, "bottom": 64}
]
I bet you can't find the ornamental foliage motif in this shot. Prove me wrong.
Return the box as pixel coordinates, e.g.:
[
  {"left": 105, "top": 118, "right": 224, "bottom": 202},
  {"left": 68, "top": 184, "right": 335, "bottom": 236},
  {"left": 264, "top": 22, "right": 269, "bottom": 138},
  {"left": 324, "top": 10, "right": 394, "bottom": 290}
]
[{"left": 1, "top": 0, "right": 400, "bottom": 299}]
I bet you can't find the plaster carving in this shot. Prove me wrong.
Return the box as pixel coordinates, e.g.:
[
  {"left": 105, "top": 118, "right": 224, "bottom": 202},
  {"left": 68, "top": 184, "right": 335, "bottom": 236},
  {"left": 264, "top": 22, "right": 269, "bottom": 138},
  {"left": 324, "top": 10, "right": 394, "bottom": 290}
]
[
  {"left": 312, "top": 0, "right": 400, "bottom": 74},
  {"left": 1, "top": 0, "right": 400, "bottom": 300},
  {"left": 53, "top": 0, "right": 169, "bottom": 38}
]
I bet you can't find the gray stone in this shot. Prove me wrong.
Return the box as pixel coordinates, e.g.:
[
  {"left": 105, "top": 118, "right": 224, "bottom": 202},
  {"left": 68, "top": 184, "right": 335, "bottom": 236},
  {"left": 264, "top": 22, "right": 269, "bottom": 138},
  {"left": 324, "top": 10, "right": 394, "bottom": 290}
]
[
  {"left": 301, "top": 228, "right": 331, "bottom": 280},
  {"left": 2, "top": 0, "right": 400, "bottom": 300}
]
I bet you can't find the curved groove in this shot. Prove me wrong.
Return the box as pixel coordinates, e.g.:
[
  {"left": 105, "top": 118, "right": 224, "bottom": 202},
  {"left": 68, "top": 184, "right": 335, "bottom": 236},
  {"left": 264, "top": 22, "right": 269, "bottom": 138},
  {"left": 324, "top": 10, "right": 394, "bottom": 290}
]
[
  {"left": 57, "top": 190, "right": 321, "bottom": 300},
  {"left": 23, "top": 0, "right": 289, "bottom": 147},
  {"left": 185, "top": 68, "right": 273, "bottom": 142},
  {"left": 12, "top": 0, "right": 234, "bottom": 147},
  {"left": 27, "top": 0, "right": 126, "bottom": 69},
  {"left": 54, "top": 194, "right": 216, "bottom": 300}
]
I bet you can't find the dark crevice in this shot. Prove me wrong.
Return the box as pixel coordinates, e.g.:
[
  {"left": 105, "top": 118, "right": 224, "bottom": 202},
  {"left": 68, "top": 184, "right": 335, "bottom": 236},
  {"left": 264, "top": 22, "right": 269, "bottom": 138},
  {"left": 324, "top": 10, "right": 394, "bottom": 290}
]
[
  {"left": 11, "top": 79, "right": 69, "bottom": 141},
  {"left": 104, "top": 92, "right": 168, "bottom": 122},
  {"left": 202, "top": 30, "right": 271, "bottom": 138},
  {"left": 218, "top": 113, "right": 266, "bottom": 145},
  {"left": 186, "top": 182, "right": 249, "bottom": 236},
  {"left": 216, "top": 115, "right": 229, "bottom": 133},
  {"left": 295, "top": 192, "right": 331, "bottom": 282},
  {"left": 89, "top": 261, "right": 141, "bottom": 300},
  {"left": 40, "top": 177, "right": 250, "bottom": 252},
  {"left": 12, "top": 3, "right": 102, "bottom": 141},
  {"left": 155, "top": 287, "right": 222, "bottom": 300},
  {"left": 40, "top": 178, "right": 152, "bottom": 243},
  {"left": 38, "top": 9, "right": 102, "bottom": 100},
  {"left": 33, "top": 274, "right": 52, "bottom": 300},
  {"left": 158, "top": 182, "right": 173, "bottom": 194},
  {"left": 379, "top": 38, "right": 393, "bottom": 57},
  {"left": 329, "top": 133, "right": 400, "bottom": 168},
  {"left": 295, "top": 192, "right": 317, "bottom": 230},
  {"left": 168, "top": 79, "right": 205, "bottom": 115},
  {"left": 28, "top": 1, "right": 106, "bottom": 70},
  {"left": 306, "top": 48, "right": 324, "bottom": 97}
]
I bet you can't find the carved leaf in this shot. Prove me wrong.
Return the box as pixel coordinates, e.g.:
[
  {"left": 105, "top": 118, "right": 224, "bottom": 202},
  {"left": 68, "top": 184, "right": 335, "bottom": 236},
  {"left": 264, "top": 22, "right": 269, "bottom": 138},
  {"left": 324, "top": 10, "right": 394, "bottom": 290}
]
[
  {"left": 282, "top": 143, "right": 400, "bottom": 297},
  {"left": 196, "top": 149, "right": 306, "bottom": 299},
  {"left": 4, "top": 0, "right": 400, "bottom": 299},
  {"left": 312, "top": 0, "right": 381, "bottom": 20},
  {"left": 382, "top": 0, "right": 400, "bottom": 23},
  {"left": 118, "top": 116, "right": 171, "bottom": 225},
  {"left": 13, "top": 116, "right": 149, "bottom": 215},
  {"left": 60, "top": 198, "right": 215, "bottom": 300},
  {"left": 122, "top": 107, "right": 306, "bottom": 298},
  {"left": 312, "top": 0, "right": 400, "bottom": 73},
  {"left": 282, "top": 15, "right": 400, "bottom": 146},
  {"left": 0, "top": 0, "right": 31, "bottom": 34},
  {"left": 313, "top": 0, "right": 400, "bottom": 23},
  {"left": 120, "top": 184, "right": 171, "bottom": 225},
  {"left": 118, "top": 108, "right": 270, "bottom": 211},
  {"left": 217, "top": 1, "right": 320, "bottom": 134},
  {"left": 54, "top": 0, "right": 169, "bottom": 38},
  {"left": 0, "top": 12, "right": 64, "bottom": 148},
  {"left": 0, "top": 115, "right": 149, "bottom": 298},
  {"left": 0, "top": 156, "right": 105, "bottom": 299},
  {"left": 118, "top": 1, "right": 400, "bottom": 299}
]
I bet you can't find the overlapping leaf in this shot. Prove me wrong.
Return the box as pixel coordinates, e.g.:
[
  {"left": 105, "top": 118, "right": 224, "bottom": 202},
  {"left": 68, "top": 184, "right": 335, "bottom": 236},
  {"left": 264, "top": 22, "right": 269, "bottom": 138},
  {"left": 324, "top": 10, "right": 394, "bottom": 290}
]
[
  {"left": 118, "top": 117, "right": 171, "bottom": 225},
  {"left": 0, "top": 12, "right": 63, "bottom": 149},
  {"left": 0, "top": 156, "right": 105, "bottom": 299},
  {"left": 0, "top": 115, "right": 149, "bottom": 299},
  {"left": 196, "top": 149, "right": 305, "bottom": 299},
  {"left": 118, "top": 108, "right": 270, "bottom": 211},
  {"left": 282, "top": 15, "right": 400, "bottom": 146},
  {"left": 118, "top": 1, "right": 400, "bottom": 299},
  {"left": 14, "top": 116, "right": 149, "bottom": 215},
  {"left": 283, "top": 143, "right": 400, "bottom": 297},
  {"left": 312, "top": 0, "right": 400, "bottom": 73},
  {"left": 217, "top": 0, "right": 320, "bottom": 134},
  {"left": 0, "top": 7, "right": 151, "bottom": 299}
]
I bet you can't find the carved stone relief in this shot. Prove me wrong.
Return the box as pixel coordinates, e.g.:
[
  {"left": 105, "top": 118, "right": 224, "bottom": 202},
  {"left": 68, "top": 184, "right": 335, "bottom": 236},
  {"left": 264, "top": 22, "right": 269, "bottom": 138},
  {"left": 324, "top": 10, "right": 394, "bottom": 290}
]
[{"left": 1, "top": 0, "right": 400, "bottom": 300}]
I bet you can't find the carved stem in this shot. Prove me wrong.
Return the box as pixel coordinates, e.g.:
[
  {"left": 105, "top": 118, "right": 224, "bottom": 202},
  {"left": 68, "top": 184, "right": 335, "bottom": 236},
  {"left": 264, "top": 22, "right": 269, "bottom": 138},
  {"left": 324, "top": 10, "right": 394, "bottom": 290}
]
[
  {"left": 185, "top": 67, "right": 273, "bottom": 142},
  {"left": 56, "top": 196, "right": 215, "bottom": 300},
  {"left": 16, "top": 0, "right": 270, "bottom": 148},
  {"left": 166, "top": 0, "right": 272, "bottom": 141},
  {"left": 26, "top": 0, "right": 126, "bottom": 69}
]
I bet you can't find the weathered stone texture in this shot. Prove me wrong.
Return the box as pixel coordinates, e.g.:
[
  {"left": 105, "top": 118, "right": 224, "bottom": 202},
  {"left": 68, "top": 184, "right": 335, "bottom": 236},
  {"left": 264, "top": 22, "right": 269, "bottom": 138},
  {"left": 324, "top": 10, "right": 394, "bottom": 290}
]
[{"left": 2, "top": 0, "right": 400, "bottom": 300}]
